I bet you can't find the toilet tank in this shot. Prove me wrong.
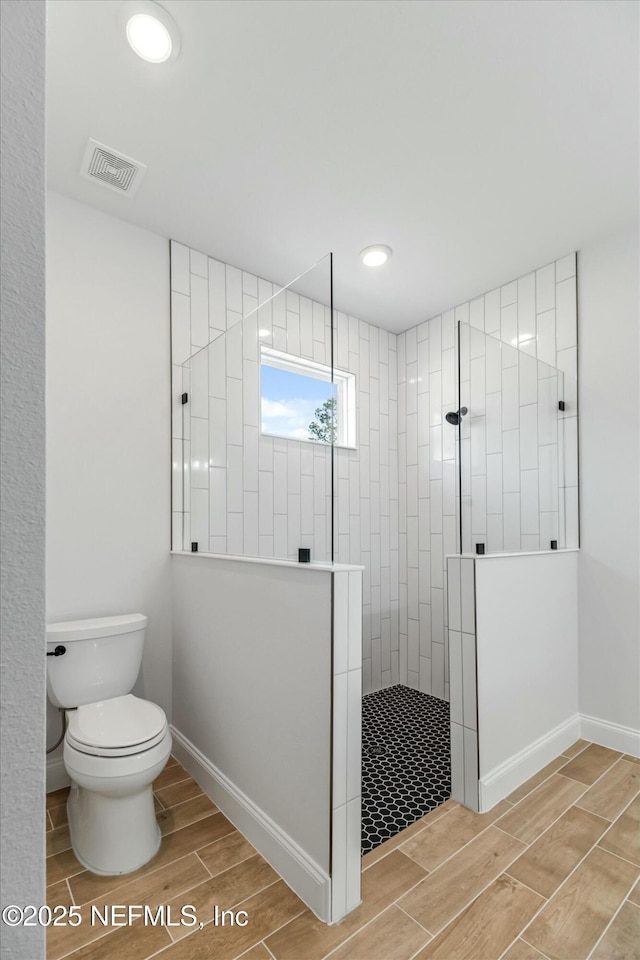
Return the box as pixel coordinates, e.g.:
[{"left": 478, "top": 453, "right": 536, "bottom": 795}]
[{"left": 46, "top": 614, "right": 147, "bottom": 708}]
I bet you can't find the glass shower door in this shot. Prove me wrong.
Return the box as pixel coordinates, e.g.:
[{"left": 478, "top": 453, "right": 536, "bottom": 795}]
[
  {"left": 175, "top": 252, "right": 336, "bottom": 563},
  {"left": 457, "top": 322, "right": 571, "bottom": 554}
]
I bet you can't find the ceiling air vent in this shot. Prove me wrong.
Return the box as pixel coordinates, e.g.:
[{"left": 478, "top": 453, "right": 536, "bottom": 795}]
[{"left": 80, "top": 139, "right": 147, "bottom": 197}]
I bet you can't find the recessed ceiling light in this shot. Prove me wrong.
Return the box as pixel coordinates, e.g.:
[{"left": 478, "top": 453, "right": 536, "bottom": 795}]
[
  {"left": 360, "top": 245, "right": 393, "bottom": 267},
  {"left": 120, "top": 1, "right": 180, "bottom": 64}
]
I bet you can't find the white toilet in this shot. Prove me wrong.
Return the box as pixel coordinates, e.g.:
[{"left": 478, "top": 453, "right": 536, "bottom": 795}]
[{"left": 46, "top": 613, "right": 172, "bottom": 876}]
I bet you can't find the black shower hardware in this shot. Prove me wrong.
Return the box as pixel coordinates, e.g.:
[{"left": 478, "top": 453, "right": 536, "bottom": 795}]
[{"left": 445, "top": 407, "right": 468, "bottom": 426}]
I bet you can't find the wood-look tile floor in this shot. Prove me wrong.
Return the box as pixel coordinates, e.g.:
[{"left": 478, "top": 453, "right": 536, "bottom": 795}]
[{"left": 46, "top": 743, "right": 640, "bottom": 960}]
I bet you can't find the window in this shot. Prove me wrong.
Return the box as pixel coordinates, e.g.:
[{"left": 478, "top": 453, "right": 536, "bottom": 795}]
[{"left": 260, "top": 346, "right": 356, "bottom": 448}]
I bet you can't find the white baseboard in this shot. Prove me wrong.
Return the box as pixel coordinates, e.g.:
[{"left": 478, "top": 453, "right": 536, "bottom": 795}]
[
  {"left": 46, "top": 756, "right": 70, "bottom": 793},
  {"left": 170, "top": 726, "right": 331, "bottom": 923},
  {"left": 479, "top": 711, "right": 640, "bottom": 812},
  {"left": 479, "top": 714, "right": 581, "bottom": 812},
  {"left": 580, "top": 714, "right": 640, "bottom": 757}
]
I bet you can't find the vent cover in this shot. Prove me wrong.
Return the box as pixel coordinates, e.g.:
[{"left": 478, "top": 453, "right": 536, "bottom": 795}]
[{"left": 80, "top": 139, "right": 146, "bottom": 197}]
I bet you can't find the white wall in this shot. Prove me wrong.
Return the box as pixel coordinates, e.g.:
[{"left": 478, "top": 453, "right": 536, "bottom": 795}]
[
  {"left": 0, "top": 2, "right": 47, "bottom": 955},
  {"left": 474, "top": 551, "right": 580, "bottom": 809},
  {"left": 577, "top": 223, "right": 640, "bottom": 742},
  {"left": 171, "top": 554, "right": 332, "bottom": 914},
  {"left": 46, "top": 194, "right": 172, "bottom": 765}
]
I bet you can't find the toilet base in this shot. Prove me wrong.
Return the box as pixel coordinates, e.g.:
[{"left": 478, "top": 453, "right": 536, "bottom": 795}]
[{"left": 67, "top": 780, "right": 162, "bottom": 876}]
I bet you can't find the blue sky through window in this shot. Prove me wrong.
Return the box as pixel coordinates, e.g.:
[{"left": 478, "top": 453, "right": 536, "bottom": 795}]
[{"left": 261, "top": 365, "right": 334, "bottom": 441}]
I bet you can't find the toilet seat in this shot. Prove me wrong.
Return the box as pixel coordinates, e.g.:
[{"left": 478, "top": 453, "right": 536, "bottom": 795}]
[{"left": 67, "top": 694, "right": 168, "bottom": 758}]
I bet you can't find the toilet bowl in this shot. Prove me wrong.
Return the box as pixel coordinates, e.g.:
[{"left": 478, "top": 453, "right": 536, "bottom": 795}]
[
  {"left": 63, "top": 694, "right": 171, "bottom": 875},
  {"left": 46, "top": 615, "right": 172, "bottom": 875}
]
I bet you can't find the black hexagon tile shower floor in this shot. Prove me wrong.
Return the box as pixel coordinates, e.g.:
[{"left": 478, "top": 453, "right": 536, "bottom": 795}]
[{"left": 361, "top": 684, "right": 451, "bottom": 855}]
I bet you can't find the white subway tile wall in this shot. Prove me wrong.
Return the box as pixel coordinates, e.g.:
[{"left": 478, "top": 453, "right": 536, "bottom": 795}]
[
  {"left": 397, "top": 252, "right": 578, "bottom": 697},
  {"left": 171, "top": 243, "right": 578, "bottom": 702},
  {"left": 170, "top": 242, "right": 398, "bottom": 698},
  {"left": 446, "top": 556, "right": 479, "bottom": 812},
  {"left": 332, "top": 569, "right": 363, "bottom": 921}
]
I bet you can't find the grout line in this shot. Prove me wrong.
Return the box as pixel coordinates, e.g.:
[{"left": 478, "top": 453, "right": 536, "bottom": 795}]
[
  {"left": 56, "top": 923, "right": 120, "bottom": 960},
  {"left": 398, "top": 846, "right": 435, "bottom": 873},
  {"left": 505, "top": 751, "right": 585, "bottom": 806},
  {"left": 319, "top": 909, "right": 390, "bottom": 960},
  {"left": 361, "top": 799, "right": 458, "bottom": 871},
  {"left": 246, "top": 901, "right": 309, "bottom": 957},
  {"left": 493, "top": 822, "right": 535, "bottom": 844},
  {"left": 496, "top": 775, "right": 593, "bottom": 839},
  {"left": 407, "top": 940, "right": 434, "bottom": 960},
  {"left": 156, "top": 798, "right": 220, "bottom": 834},
  {"left": 65, "top": 877, "right": 75, "bottom": 907},
  {"left": 320, "top": 879, "right": 432, "bottom": 960},
  {"left": 513, "top": 794, "right": 638, "bottom": 951},
  {"left": 193, "top": 850, "right": 213, "bottom": 877},
  {"left": 152, "top": 775, "right": 194, "bottom": 801},
  {"left": 585, "top": 882, "right": 640, "bottom": 960},
  {"left": 505, "top": 769, "right": 561, "bottom": 808},
  {"left": 560, "top": 739, "right": 592, "bottom": 761},
  {"left": 589, "top": 783, "right": 639, "bottom": 848},
  {"left": 395, "top": 902, "right": 434, "bottom": 936},
  {"left": 69, "top": 850, "right": 209, "bottom": 908},
  {"left": 518, "top": 934, "right": 556, "bottom": 960},
  {"left": 138, "top": 930, "right": 180, "bottom": 960},
  {"left": 396, "top": 836, "right": 536, "bottom": 942},
  {"left": 493, "top": 776, "right": 603, "bottom": 852},
  {"left": 557, "top": 753, "right": 622, "bottom": 788},
  {"left": 395, "top": 755, "right": 633, "bottom": 954},
  {"left": 161, "top": 875, "right": 285, "bottom": 948},
  {"left": 195, "top": 848, "right": 257, "bottom": 880},
  {"left": 362, "top": 825, "right": 430, "bottom": 870},
  {"left": 397, "top": 808, "right": 509, "bottom": 879},
  {"left": 595, "top": 845, "right": 640, "bottom": 870},
  {"left": 502, "top": 871, "right": 550, "bottom": 901},
  {"left": 50, "top": 860, "right": 85, "bottom": 884},
  {"left": 499, "top": 935, "right": 552, "bottom": 960},
  {"left": 261, "top": 939, "right": 278, "bottom": 960},
  {"left": 152, "top": 856, "right": 264, "bottom": 941}
]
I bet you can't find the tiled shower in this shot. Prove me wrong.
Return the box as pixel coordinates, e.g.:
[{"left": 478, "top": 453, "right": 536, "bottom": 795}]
[{"left": 171, "top": 241, "right": 578, "bottom": 704}]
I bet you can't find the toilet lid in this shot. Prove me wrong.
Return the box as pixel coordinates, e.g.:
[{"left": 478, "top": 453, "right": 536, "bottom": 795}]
[{"left": 67, "top": 694, "right": 167, "bottom": 750}]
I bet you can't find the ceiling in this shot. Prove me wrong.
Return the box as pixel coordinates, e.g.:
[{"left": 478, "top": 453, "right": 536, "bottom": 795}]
[{"left": 47, "top": 0, "right": 639, "bottom": 332}]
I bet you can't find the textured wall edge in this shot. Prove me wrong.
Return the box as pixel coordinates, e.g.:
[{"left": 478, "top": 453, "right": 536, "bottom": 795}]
[{"left": 0, "top": 2, "right": 47, "bottom": 957}]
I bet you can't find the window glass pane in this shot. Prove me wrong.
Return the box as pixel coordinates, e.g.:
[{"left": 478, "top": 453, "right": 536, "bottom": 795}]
[{"left": 261, "top": 364, "right": 335, "bottom": 443}]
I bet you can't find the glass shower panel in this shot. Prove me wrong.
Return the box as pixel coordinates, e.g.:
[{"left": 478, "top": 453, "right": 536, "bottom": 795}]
[
  {"left": 178, "top": 254, "right": 336, "bottom": 563},
  {"left": 457, "top": 322, "right": 567, "bottom": 554}
]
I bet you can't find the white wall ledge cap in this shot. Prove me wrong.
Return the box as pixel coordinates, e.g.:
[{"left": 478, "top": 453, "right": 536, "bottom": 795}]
[
  {"left": 445, "top": 549, "right": 580, "bottom": 561},
  {"left": 170, "top": 551, "right": 364, "bottom": 572}
]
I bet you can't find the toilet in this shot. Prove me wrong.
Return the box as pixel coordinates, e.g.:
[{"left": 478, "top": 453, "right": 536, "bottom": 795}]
[{"left": 46, "top": 614, "right": 172, "bottom": 876}]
